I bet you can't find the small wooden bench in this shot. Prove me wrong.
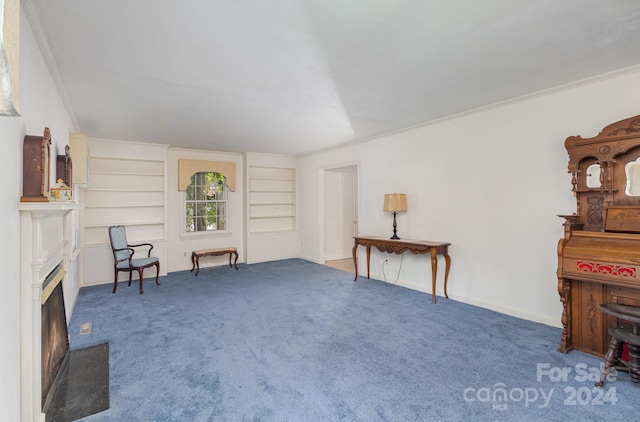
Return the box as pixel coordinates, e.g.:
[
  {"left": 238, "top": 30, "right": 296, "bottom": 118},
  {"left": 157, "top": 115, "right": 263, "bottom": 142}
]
[{"left": 190, "top": 248, "right": 238, "bottom": 276}]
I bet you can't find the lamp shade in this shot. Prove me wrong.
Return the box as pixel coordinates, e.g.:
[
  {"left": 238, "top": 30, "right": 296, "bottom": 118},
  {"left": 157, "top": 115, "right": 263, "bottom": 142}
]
[{"left": 383, "top": 193, "right": 407, "bottom": 212}]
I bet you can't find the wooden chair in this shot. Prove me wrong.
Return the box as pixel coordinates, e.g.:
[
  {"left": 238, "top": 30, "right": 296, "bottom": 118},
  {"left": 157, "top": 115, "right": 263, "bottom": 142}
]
[
  {"left": 596, "top": 303, "right": 640, "bottom": 388},
  {"left": 108, "top": 225, "right": 160, "bottom": 294}
]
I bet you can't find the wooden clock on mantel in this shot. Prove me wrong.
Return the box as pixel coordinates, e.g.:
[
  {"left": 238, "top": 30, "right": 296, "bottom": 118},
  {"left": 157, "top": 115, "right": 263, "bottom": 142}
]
[
  {"left": 21, "top": 127, "right": 52, "bottom": 202},
  {"left": 56, "top": 144, "right": 72, "bottom": 187}
]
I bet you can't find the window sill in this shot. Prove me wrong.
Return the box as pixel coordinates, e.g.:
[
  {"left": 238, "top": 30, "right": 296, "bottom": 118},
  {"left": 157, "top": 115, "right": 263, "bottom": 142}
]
[{"left": 179, "top": 230, "right": 233, "bottom": 240}]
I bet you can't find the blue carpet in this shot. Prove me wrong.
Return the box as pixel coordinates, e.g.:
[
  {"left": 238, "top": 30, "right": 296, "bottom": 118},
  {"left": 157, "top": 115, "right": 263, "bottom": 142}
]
[{"left": 69, "top": 259, "right": 639, "bottom": 421}]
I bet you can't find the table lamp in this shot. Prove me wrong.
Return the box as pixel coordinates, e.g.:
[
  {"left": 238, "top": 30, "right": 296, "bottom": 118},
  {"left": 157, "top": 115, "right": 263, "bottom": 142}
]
[{"left": 383, "top": 193, "right": 407, "bottom": 239}]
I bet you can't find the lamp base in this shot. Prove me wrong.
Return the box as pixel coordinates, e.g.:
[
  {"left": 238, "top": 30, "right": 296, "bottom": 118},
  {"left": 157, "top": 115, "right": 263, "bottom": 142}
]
[{"left": 390, "top": 211, "right": 400, "bottom": 240}]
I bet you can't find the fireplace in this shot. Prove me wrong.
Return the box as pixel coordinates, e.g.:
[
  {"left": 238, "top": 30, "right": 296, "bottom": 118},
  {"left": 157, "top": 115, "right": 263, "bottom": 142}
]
[
  {"left": 19, "top": 202, "right": 81, "bottom": 422},
  {"left": 41, "top": 265, "right": 69, "bottom": 411}
]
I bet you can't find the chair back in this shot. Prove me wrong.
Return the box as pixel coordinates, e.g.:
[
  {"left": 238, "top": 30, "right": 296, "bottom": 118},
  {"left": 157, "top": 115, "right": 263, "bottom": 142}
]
[{"left": 109, "top": 225, "right": 129, "bottom": 262}]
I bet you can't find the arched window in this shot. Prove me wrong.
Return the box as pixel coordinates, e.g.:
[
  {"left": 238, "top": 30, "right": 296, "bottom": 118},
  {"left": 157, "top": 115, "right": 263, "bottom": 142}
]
[{"left": 185, "top": 172, "right": 227, "bottom": 232}]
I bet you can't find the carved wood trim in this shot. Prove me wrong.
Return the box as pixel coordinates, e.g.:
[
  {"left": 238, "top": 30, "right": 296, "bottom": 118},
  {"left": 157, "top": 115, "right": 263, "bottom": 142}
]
[{"left": 565, "top": 115, "right": 640, "bottom": 172}]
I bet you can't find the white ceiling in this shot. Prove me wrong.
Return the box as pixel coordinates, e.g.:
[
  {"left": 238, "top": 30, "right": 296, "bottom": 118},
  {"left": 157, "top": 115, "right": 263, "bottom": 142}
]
[{"left": 28, "top": 0, "right": 640, "bottom": 155}]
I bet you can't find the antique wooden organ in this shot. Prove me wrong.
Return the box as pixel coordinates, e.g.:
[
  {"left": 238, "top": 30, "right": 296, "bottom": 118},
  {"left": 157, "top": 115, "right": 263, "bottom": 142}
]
[{"left": 557, "top": 115, "right": 640, "bottom": 356}]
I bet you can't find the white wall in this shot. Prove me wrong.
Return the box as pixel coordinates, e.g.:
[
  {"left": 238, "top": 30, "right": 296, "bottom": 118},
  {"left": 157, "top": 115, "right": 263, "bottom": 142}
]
[
  {"left": 298, "top": 67, "right": 640, "bottom": 328},
  {"left": 0, "top": 85, "right": 24, "bottom": 422},
  {"left": 0, "top": 8, "right": 77, "bottom": 422},
  {"left": 166, "top": 148, "right": 245, "bottom": 272}
]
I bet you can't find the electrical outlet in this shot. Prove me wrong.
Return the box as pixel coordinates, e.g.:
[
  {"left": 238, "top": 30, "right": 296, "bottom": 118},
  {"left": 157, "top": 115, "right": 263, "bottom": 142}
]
[
  {"left": 183, "top": 252, "right": 187, "bottom": 257},
  {"left": 79, "top": 322, "right": 92, "bottom": 335}
]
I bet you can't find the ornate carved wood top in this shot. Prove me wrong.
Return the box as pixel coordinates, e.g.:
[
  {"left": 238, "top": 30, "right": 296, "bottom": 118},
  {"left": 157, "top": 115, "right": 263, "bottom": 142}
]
[
  {"left": 565, "top": 115, "right": 640, "bottom": 172},
  {"left": 562, "top": 114, "right": 640, "bottom": 231}
]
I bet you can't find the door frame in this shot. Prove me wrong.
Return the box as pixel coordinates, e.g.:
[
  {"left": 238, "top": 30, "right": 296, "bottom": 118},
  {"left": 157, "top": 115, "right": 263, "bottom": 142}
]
[{"left": 319, "top": 162, "right": 359, "bottom": 264}]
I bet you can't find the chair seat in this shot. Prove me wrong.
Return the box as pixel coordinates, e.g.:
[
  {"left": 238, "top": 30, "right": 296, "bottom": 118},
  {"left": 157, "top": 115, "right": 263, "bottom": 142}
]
[
  {"left": 609, "top": 326, "right": 640, "bottom": 347},
  {"left": 600, "top": 303, "right": 640, "bottom": 324},
  {"left": 116, "top": 257, "right": 159, "bottom": 269}
]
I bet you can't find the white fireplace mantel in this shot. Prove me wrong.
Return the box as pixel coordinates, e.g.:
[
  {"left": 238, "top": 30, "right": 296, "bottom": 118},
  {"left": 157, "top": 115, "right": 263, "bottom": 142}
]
[{"left": 19, "top": 201, "right": 82, "bottom": 422}]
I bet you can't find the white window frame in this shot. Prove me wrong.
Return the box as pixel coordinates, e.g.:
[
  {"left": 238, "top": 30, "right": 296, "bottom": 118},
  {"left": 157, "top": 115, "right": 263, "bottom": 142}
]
[{"left": 183, "top": 171, "right": 230, "bottom": 237}]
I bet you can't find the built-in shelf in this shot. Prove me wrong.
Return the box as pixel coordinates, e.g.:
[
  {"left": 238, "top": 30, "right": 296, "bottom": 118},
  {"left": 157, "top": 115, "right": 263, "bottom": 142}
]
[
  {"left": 249, "top": 202, "right": 295, "bottom": 206},
  {"left": 84, "top": 188, "right": 164, "bottom": 192},
  {"left": 85, "top": 221, "right": 164, "bottom": 228},
  {"left": 250, "top": 214, "right": 296, "bottom": 219},
  {"left": 248, "top": 166, "right": 296, "bottom": 233},
  {"left": 90, "top": 171, "right": 164, "bottom": 176},
  {"left": 248, "top": 177, "right": 295, "bottom": 181},
  {"left": 248, "top": 190, "right": 295, "bottom": 193},
  {"left": 84, "top": 204, "right": 164, "bottom": 208},
  {"left": 84, "top": 156, "right": 165, "bottom": 246}
]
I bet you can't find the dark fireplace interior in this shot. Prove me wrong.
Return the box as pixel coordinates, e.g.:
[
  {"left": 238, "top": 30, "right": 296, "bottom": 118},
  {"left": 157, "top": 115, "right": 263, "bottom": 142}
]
[
  {"left": 39, "top": 265, "right": 110, "bottom": 422},
  {"left": 41, "top": 266, "right": 69, "bottom": 410}
]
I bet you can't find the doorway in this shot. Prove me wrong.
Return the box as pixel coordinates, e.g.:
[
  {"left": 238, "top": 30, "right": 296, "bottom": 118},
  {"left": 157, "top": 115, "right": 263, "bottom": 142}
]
[{"left": 323, "top": 165, "right": 358, "bottom": 272}]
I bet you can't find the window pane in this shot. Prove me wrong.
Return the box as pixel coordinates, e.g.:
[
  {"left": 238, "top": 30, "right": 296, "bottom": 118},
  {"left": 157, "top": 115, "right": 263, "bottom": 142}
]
[
  {"left": 186, "top": 185, "right": 195, "bottom": 200},
  {"left": 205, "top": 206, "right": 215, "bottom": 230},
  {"left": 186, "top": 172, "right": 227, "bottom": 233},
  {"left": 194, "top": 173, "right": 206, "bottom": 185},
  {"left": 186, "top": 203, "right": 194, "bottom": 232},
  {"left": 195, "top": 185, "right": 206, "bottom": 200}
]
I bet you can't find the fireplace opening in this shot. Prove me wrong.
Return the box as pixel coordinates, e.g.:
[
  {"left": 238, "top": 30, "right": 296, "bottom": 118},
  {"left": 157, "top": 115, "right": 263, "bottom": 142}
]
[{"left": 41, "top": 265, "right": 69, "bottom": 411}]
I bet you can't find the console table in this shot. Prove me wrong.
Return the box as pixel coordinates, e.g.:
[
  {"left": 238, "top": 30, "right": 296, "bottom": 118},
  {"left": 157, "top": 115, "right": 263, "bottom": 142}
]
[
  {"left": 191, "top": 248, "right": 238, "bottom": 276},
  {"left": 352, "top": 236, "right": 451, "bottom": 304}
]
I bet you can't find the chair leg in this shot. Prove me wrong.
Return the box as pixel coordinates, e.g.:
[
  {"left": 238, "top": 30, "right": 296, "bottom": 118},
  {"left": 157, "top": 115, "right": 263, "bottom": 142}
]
[
  {"left": 596, "top": 337, "right": 621, "bottom": 388},
  {"left": 128, "top": 271, "right": 133, "bottom": 287},
  {"left": 137, "top": 268, "right": 144, "bottom": 294},
  {"left": 113, "top": 268, "right": 118, "bottom": 293},
  {"left": 154, "top": 262, "right": 161, "bottom": 286}
]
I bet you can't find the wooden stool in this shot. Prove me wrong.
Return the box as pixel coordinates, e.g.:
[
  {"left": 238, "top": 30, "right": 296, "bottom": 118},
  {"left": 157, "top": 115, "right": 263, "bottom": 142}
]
[
  {"left": 596, "top": 303, "right": 640, "bottom": 388},
  {"left": 190, "top": 248, "right": 238, "bottom": 276}
]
